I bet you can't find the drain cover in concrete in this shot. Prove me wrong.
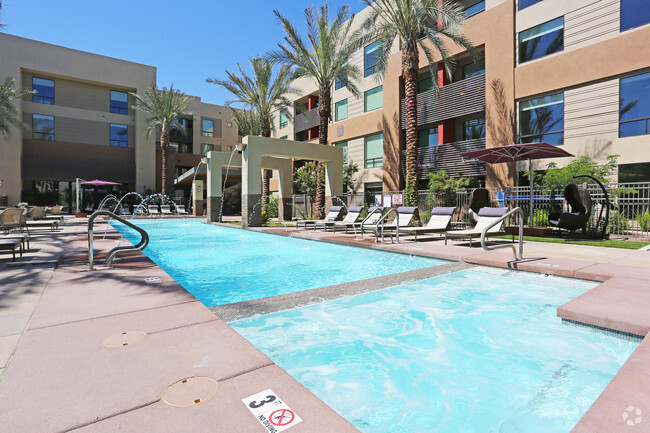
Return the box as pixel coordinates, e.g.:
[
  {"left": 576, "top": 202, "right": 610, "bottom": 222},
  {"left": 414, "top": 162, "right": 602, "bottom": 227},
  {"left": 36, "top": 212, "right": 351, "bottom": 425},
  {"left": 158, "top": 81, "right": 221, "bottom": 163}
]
[
  {"left": 162, "top": 377, "right": 219, "bottom": 407},
  {"left": 102, "top": 331, "right": 147, "bottom": 348}
]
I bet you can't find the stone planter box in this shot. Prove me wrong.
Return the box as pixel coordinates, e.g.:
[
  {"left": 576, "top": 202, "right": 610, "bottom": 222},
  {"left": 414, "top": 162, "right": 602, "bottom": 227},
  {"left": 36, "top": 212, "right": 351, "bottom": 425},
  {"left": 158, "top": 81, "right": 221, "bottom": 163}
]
[{"left": 504, "top": 226, "right": 553, "bottom": 237}]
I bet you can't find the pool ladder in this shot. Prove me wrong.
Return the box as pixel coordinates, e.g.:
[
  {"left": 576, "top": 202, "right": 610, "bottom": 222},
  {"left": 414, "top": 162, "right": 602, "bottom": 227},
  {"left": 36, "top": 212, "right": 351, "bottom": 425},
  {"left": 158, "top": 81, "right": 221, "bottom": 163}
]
[
  {"left": 480, "top": 207, "right": 524, "bottom": 261},
  {"left": 88, "top": 211, "right": 149, "bottom": 270}
]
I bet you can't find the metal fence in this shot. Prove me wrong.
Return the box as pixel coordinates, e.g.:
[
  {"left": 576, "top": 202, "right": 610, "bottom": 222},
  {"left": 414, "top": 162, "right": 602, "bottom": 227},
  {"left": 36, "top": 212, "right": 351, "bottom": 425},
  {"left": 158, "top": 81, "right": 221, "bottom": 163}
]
[{"left": 291, "top": 182, "right": 650, "bottom": 239}]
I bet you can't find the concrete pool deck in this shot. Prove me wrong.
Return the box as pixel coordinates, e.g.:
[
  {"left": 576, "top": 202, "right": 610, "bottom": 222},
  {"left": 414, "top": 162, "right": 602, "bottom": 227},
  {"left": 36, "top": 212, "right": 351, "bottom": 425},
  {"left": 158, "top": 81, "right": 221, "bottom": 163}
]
[{"left": 0, "top": 217, "right": 648, "bottom": 432}]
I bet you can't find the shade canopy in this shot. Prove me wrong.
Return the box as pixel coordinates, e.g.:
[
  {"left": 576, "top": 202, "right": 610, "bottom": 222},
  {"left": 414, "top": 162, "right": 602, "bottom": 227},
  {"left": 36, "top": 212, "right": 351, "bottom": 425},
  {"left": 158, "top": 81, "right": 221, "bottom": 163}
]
[
  {"left": 79, "top": 179, "right": 122, "bottom": 186},
  {"left": 459, "top": 142, "right": 573, "bottom": 164}
]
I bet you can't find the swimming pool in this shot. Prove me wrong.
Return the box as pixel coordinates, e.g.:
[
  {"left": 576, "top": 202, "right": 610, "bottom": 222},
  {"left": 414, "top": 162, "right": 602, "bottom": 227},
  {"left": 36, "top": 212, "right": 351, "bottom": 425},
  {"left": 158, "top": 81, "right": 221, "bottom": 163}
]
[
  {"left": 232, "top": 267, "right": 640, "bottom": 433},
  {"left": 112, "top": 219, "right": 445, "bottom": 306}
]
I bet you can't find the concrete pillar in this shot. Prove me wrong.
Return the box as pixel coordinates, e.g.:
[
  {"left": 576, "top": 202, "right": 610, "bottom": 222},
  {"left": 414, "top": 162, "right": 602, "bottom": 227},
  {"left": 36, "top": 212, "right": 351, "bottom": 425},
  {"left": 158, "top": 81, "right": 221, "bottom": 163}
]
[
  {"left": 192, "top": 180, "right": 204, "bottom": 217},
  {"left": 206, "top": 153, "right": 222, "bottom": 222},
  {"left": 324, "top": 159, "right": 343, "bottom": 213},
  {"left": 277, "top": 160, "right": 294, "bottom": 221},
  {"left": 242, "top": 138, "right": 262, "bottom": 228}
]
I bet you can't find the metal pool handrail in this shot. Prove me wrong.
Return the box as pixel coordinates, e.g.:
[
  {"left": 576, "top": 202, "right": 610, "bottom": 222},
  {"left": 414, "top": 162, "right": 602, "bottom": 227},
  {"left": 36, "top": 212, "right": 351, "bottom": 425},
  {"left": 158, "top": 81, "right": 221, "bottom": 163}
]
[
  {"left": 360, "top": 207, "right": 384, "bottom": 236},
  {"left": 88, "top": 211, "right": 149, "bottom": 270},
  {"left": 480, "top": 207, "right": 524, "bottom": 261},
  {"left": 373, "top": 208, "right": 399, "bottom": 243}
]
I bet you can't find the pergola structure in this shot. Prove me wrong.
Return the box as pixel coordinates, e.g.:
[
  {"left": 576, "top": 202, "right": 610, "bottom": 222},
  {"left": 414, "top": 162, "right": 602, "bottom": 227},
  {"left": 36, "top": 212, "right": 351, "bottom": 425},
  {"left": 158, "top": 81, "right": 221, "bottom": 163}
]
[{"left": 205, "top": 136, "right": 344, "bottom": 227}]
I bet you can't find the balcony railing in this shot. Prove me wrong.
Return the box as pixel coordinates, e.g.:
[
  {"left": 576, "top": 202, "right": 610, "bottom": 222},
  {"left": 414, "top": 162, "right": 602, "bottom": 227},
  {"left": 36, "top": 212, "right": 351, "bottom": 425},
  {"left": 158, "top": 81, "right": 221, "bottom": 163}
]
[
  {"left": 294, "top": 107, "right": 320, "bottom": 132},
  {"left": 401, "top": 73, "right": 486, "bottom": 128},
  {"left": 401, "top": 137, "right": 486, "bottom": 180}
]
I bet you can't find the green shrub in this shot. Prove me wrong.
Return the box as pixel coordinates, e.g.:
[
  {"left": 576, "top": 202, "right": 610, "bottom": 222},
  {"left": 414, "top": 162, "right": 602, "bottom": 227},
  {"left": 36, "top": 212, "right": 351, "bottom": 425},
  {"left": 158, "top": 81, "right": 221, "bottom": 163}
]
[
  {"left": 608, "top": 211, "right": 628, "bottom": 233},
  {"left": 636, "top": 210, "right": 650, "bottom": 232},
  {"left": 533, "top": 209, "right": 549, "bottom": 227}
]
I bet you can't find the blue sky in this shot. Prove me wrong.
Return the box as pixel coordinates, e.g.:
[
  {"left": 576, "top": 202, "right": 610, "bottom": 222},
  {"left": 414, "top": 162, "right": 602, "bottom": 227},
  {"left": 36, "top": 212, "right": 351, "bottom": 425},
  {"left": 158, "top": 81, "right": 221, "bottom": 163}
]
[{"left": 1, "top": 0, "right": 365, "bottom": 106}]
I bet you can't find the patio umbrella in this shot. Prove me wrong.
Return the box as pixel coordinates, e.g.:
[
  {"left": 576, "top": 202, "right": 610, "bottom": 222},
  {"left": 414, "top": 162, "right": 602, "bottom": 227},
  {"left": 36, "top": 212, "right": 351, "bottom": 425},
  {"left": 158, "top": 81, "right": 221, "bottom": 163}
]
[{"left": 459, "top": 142, "right": 574, "bottom": 226}]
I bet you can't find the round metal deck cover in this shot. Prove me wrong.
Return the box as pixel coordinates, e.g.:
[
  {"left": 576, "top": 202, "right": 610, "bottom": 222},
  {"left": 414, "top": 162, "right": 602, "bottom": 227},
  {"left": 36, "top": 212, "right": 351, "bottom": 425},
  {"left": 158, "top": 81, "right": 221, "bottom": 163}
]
[
  {"left": 102, "top": 331, "right": 147, "bottom": 348},
  {"left": 162, "top": 377, "right": 219, "bottom": 407}
]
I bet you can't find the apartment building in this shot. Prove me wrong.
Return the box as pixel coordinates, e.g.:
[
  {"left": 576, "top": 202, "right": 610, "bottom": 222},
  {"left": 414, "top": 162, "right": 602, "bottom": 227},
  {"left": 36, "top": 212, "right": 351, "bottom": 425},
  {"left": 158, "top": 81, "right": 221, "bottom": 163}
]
[
  {"left": 0, "top": 33, "right": 238, "bottom": 210},
  {"left": 272, "top": 0, "right": 650, "bottom": 197}
]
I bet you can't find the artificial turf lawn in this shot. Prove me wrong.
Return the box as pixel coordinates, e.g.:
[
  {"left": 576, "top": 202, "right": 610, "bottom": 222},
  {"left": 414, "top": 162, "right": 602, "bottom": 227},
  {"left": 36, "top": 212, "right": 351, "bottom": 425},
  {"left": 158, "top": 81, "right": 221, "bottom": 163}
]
[{"left": 493, "top": 234, "right": 649, "bottom": 250}]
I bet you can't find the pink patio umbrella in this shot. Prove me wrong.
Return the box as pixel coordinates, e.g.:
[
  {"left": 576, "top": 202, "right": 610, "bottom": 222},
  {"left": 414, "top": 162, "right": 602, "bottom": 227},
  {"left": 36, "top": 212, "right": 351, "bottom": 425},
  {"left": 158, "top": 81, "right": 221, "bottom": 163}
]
[{"left": 460, "top": 142, "right": 574, "bottom": 226}]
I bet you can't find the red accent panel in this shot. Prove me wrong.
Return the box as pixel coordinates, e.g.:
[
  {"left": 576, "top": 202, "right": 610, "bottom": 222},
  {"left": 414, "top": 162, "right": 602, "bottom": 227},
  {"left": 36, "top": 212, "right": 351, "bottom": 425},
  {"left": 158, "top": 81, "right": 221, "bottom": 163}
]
[
  {"left": 308, "top": 126, "right": 319, "bottom": 140},
  {"left": 308, "top": 95, "right": 319, "bottom": 110},
  {"left": 439, "top": 119, "right": 455, "bottom": 144}
]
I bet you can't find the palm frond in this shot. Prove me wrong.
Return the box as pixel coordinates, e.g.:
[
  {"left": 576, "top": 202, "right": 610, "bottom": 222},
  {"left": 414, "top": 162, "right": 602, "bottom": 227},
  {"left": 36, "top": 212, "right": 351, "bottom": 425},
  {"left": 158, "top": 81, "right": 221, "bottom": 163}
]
[{"left": 0, "top": 77, "right": 35, "bottom": 138}]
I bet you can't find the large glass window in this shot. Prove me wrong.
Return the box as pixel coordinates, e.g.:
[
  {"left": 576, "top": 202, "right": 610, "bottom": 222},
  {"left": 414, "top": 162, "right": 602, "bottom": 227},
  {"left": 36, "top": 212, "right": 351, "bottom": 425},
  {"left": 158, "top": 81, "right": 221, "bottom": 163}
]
[
  {"left": 32, "top": 77, "right": 54, "bottom": 105},
  {"left": 169, "top": 142, "right": 193, "bottom": 153},
  {"left": 462, "top": 58, "right": 485, "bottom": 79},
  {"left": 519, "top": 92, "right": 564, "bottom": 145},
  {"left": 621, "top": 0, "right": 650, "bottom": 31},
  {"left": 279, "top": 109, "right": 288, "bottom": 128},
  {"left": 335, "top": 99, "right": 348, "bottom": 121},
  {"left": 419, "top": 127, "right": 438, "bottom": 148},
  {"left": 465, "top": 0, "right": 485, "bottom": 18},
  {"left": 335, "top": 141, "right": 348, "bottom": 166},
  {"left": 109, "top": 124, "right": 128, "bottom": 147},
  {"left": 32, "top": 114, "right": 54, "bottom": 140},
  {"left": 519, "top": 17, "right": 564, "bottom": 64},
  {"left": 364, "top": 133, "right": 383, "bottom": 168},
  {"left": 336, "top": 61, "right": 348, "bottom": 89},
  {"left": 201, "top": 143, "right": 214, "bottom": 156},
  {"left": 463, "top": 117, "right": 486, "bottom": 140},
  {"left": 364, "top": 86, "right": 383, "bottom": 112},
  {"left": 418, "top": 76, "right": 434, "bottom": 94},
  {"left": 110, "top": 90, "right": 128, "bottom": 114},
  {"left": 618, "top": 162, "right": 650, "bottom": 183},
  {"left": 620, "top": 72, "right": 650, "bottom": 138},
  {"left": 202, "top": 119, "right": 214, "bottom": 137},
  {"left": 364, "top": 41, "right": 382, "bottom": 77},
  {"left": 519, "top": 0, "right": 542, "bottom": 10}
]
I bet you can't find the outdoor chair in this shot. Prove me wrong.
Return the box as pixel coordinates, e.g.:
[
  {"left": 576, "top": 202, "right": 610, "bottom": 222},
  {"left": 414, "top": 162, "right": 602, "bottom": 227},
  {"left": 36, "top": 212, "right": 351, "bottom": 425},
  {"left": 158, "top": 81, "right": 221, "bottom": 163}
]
[
  {"left": 119, "top": 204, "right": 131, "bottom": 215},
  {"left": 401, "top": 207, "right": 456, "bottom": 241},
  {"left": 345, "top": 206, "right": 386, "bottom": 234},
  {"left": 160, "top": 205, "right": 173, "bottom": 216},
  {"left": 0, "top": 209, "right": 30, "bottom": 249},
  {"left": 148, "top": 205, "right": 160, "bottom": 216},
  {"left": 365, "top": 207, "right": 419, "bottom": 241},
  {"left": 26, "top": 207, "right": 58, "bottom": 231},
  {"left": 132, "top": 205, "right": 147, "bottom": 216},
  {"left": 549, "top": 184, "right": 593, "bottom": 231},
  {"left": 312, "top": 206, "right": 364, "bottom": 231},
  {"left": 176, "top": 205, "right": 188, "bottom": 215},
  {"left": 296, "top": 206, "right": 344, "bottom": 229},
  {"left": 468, "top": 188, "right": 490, "bottom": 224},
  {"left": 0, "top": 237, "right": 22, "bottom": 262},
  {"left": 445, "top": 207, "right": 509, "bottom": 247},
  {"left": 44, "top": 206, "right": 64, "bottom": 221}
]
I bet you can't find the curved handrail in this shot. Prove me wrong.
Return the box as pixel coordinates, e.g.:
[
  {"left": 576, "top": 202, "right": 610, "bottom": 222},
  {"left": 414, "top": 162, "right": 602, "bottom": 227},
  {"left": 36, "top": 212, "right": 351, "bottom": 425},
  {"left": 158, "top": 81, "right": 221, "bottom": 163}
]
[
  {"left": 88, "top": 211, "right": 149, "bottom": 270},
  {"left": 359, "top": 208, "right": 385, "bottom": 236},
  {"left": 480, "top": 207, "right": 524, "bottom": 261},
  {"left": 373, "top": 208, "right": 399, "bottom": 243}
]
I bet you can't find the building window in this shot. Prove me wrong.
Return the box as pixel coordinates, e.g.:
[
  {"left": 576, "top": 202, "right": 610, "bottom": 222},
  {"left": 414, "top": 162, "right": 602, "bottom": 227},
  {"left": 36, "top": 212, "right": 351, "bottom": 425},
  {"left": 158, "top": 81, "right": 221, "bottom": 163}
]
[
  {"left": 201, "top": 143, "right": 214, "bottom": 156},
  {"left": 279, "top": 109, "right": 288, "bottom": 129},
  {"left": 618, "top": 162, "right": 650, "bottom": 182},
  {"left": 32, "top": 77, "right": 54, "bottom": 105},
  {"left": 110, "top": 124, "right": 128, "bottom": 147},
  {"left": 519, "top": 0, "right": 542, "bottom": 10},
  {"left": 336, "top": 60, "right": 348, "bottom": 89},
  {"left": 295, "top": 131, "right": 309, "bottom": 142},
  {"left": 462, "top": 58, "right": 485, "bottom": 79},
  {"left": 621, "top": 0, "right": 650, "bottom": 31},
  {"left": 364, "top": 86, "right": 383, "bottom": 112},
  {"left": 465, "top": 0, "right": 485, "bottom": 18},
  {"left": 227, "top": 122, "right": 233, "bottom": 128},
  {"left": 364, "top": 41, "right": 382, "bottom": 77},
  {"left": 280, "top": 135, "right": 288, "bottom": 140},
  {"left": 335, "top": 99, "right": 348, "bottom": 121},
  {"left": 202, "top": 119, "right": 214, "bottom": 137},
  {"left": 620, "top": 72, "right": 650, "bottom": 138},
  {"left": 335, "top": 141, "right": 348, "bottom": 166},
  {"left": 110, "top": 90, "right": 128, "bottom": 114},
  {"left": 519, "top": 92, "right": 564, "bottom": 145},
  {"left": 419, "top": 127, "right": 439, "bottom": 148},
  {"left": 227, "top": 145, "right": 233, "bottom": 151},
  {"left": 169, "top": 142, "right": 192, "bottom": 153},
  {"left": 463, "top": 117, "right": 486, "bottom": 140},
  {"left": 364, "top": 133, "right": 383, "bottom": 168},
  {"left": 519, "top": 17, "right": 564, "bottom": 64},
  {"left": 32, "top": 114, "right": 54, "bottom": 140},
  {"left": 418, "top": 76, "right": 434, "bottom": 94}
]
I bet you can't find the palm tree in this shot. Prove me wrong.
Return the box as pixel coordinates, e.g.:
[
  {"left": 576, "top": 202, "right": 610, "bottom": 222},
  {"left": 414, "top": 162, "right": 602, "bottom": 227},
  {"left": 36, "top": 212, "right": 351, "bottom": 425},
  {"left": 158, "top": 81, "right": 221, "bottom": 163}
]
[
  {"left": 361, "top": 0, "right": 473, "bottom": 207},
  {"left": 0, "top": 77, "right": 34, "bottom": 138},
  {"left": 207, "top": 57, "right": 293, "bottom": 209},
  {"left": 131, "top": 84, "right": 195, "bottom": 202},
  {"left": 232, "top": 108, "right": 262, "bottom": 137},
  {"left": 270, "top": 4, "right": 362, "bottom": 219}
]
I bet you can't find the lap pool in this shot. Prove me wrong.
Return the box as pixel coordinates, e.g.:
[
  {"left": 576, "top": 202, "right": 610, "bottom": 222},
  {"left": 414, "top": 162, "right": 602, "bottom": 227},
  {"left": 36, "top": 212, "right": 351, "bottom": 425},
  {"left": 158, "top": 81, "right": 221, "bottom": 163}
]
[
  {"left": 111, "top": 218, "right": 444, "bottom": 306},
  {"left": 231, "top": 267, "right": 639, "bottom": 433}
]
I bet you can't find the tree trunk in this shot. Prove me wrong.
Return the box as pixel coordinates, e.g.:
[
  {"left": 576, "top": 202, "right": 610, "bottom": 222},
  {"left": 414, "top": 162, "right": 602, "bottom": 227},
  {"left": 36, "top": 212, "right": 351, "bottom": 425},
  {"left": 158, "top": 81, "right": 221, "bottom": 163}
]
[
  {"left": 161, "top": 129, "right": 169, "bottom": 205},
  {"left": 402, "top": 44, "right": 419, "bottom": 209},
  {"left": 261, "top": 118, "right": 272, "bottom": 212},
  {"left": 315, "top": 89, "right": 331, "bottom": 220}
]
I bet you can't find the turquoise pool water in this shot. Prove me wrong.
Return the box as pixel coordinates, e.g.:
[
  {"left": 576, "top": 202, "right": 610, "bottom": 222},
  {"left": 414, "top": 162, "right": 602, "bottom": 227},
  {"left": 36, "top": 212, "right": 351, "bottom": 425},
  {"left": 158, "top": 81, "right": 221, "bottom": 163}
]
[
  {"left": 232, "top": 267, "right": 639, "bottom": 433},
  {"left": 111, "top": 219, "right": 444, "bottom": 306}
]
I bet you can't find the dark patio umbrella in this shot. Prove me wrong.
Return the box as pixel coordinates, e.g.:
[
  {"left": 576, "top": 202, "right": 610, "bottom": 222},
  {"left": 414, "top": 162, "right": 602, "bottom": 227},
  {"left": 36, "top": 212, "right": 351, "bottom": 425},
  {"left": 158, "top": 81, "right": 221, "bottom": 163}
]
[{"left": 460, "top": 142, "right": 574, "bottom": 226}]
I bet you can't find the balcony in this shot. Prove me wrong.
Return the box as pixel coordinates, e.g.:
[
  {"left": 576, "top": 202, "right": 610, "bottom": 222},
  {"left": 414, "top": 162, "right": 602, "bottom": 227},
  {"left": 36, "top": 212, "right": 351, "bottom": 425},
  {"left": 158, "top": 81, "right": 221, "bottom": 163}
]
[
  {"left": 169, "top": 127, "right": 193, "bottom": 143},
  {"left": 294, "top": 107, "right": 320, "bottom": 132},
  {"left": 401, "top": 73, "right": 485, "bottom": 128},
  {"left": 401, "top": 137, "right": 486, "bottom": 180}
]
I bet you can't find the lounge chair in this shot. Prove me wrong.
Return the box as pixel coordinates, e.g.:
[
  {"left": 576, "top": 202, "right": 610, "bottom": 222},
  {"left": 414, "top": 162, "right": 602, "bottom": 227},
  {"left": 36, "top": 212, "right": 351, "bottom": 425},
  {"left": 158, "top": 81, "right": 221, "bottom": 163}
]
[
  {"left": 132, "top": 204, "right": 147, "bottom": 216},
  {"left": 468, "top": 188, "right": 490, "bottom": 223},
  {"left": 118, "top": 204, "right": 131, "bottom": 215},
  {"left": 401, "top": 207, "right": 456, "bottom": 241},
  {"left": 311, "top": 206, "right": 364, "bottom": 231},
  {"left": 176, "top": 205, "right": 188, "bottom": 215},
  {"left": 45, "top": 206, "right": 64, "bottom": 221},
  {"left": 0, "top": 238, "right": 22, "bottom": 261},
  {"left": 160, "top": 205, "right": 173, "bottom": 216},
  {"left": 296, "top": 206, "right": 344, "bottom": 229},
  {"left": 26, "top": 207, "right": 58, "bottom": 231},
  {"left": 0, "top": 209, "right": 30, "bottom": 249},
  {"left": 445, "top": 207, "right": 509, "bottom": 247},
  {"left": 344, "top": 206, "right": 386, "bottom": 233},
  {"left": 549, "top": 184, "right": 592, "bottom": 231},
  {"left": 365, "top": 206, "right": 418, "bottom": 241},
  {"left": 148, "top": 205, "right": 160, "bottom": 216}
]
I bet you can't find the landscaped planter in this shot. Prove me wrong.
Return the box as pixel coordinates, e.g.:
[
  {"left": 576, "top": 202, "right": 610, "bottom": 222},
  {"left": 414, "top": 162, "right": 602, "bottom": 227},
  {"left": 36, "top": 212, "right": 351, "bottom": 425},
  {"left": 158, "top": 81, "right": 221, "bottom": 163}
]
[{"left": 504, "top": 226, "right": 553, "bottom": 237}]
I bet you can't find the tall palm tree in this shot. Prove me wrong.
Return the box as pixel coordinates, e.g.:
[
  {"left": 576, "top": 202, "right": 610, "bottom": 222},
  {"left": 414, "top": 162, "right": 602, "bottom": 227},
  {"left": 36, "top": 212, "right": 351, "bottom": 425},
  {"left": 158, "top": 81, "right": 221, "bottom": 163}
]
[
  {"left": 207, "top": 58, "right": 293, "bottom": 209},
  {"left": 0, "top": 77, "right": 34, "bottom": 138},
  {"left": 131, "top": 84, "right": 195, "bottom": 202},
  {"left": 270, "top": 4, "right": 362, "bottom": 219},
  {"left": 232, "top": 108, "right": 262, "bottom": 137},
  {"left": 361, "top": 0, "right": 473, "bottom": 207}
]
